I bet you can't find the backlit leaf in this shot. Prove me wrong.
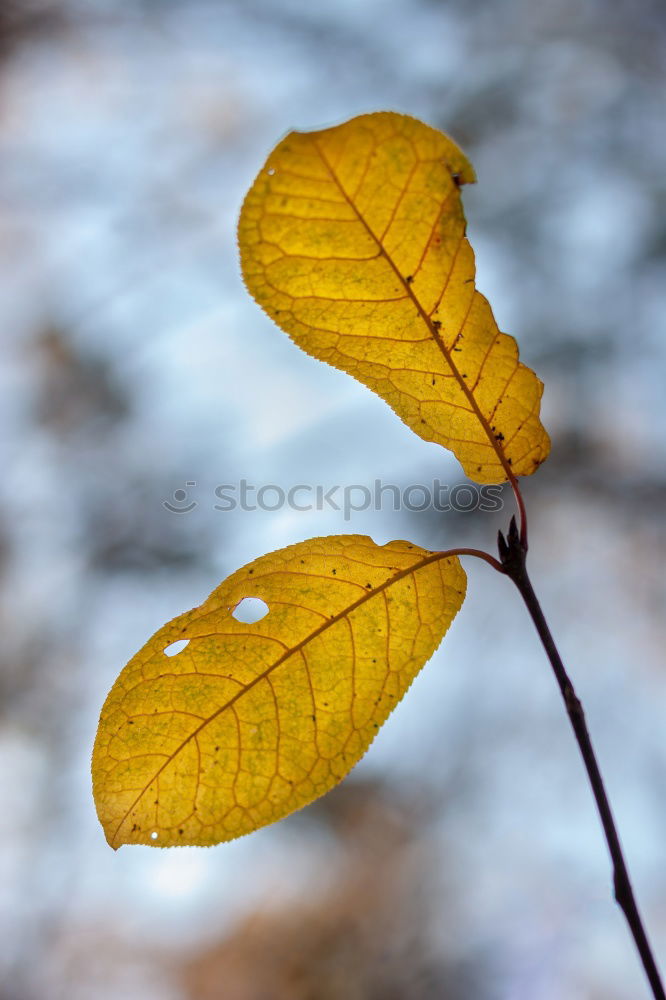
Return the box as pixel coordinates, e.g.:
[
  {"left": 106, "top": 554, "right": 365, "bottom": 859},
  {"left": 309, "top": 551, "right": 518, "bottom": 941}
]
[
  {"left": 239, "top": 111, "right": 550, "bottom": 483},
  {"left": 92, "top": 535, "right": 466, "bottom": 847}
]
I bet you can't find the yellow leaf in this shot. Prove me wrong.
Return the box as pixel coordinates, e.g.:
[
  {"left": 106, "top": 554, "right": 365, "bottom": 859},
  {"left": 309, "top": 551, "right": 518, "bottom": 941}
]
[
  {"left": 239, "top": 111, "right": 550, "bottom": 483},
  {"left": 92, "top": 535, "right": 466, "bottom": 847}
]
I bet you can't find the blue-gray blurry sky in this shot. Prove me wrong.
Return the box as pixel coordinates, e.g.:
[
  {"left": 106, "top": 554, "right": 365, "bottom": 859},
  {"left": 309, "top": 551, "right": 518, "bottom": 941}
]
[{"left": 1, "top": 1, "right": 665, "bottom": 998}]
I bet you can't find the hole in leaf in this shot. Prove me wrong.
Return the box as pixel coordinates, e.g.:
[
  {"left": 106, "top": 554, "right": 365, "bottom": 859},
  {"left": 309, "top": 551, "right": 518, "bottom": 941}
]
[
  {"left": 232, "top": 597, "right": 269, "bottom": 624},
  {"left": 164, "top": 639, "right": 190, "bottom": 657},
  {"left": 150, "top": 831, "right": 158, "bottom": 840},
  {"left": 267, "top": 167, "right": 276, "bottom": 175}
]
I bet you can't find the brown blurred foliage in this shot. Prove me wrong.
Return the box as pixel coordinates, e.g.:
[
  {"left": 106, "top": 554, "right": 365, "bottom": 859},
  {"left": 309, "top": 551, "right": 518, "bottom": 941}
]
[
  {"left": 0, "top": 0, "right": 67, "bottom": 62},
  {"left": 181, "top": 780, "right": 481, "bottom": 1000}
]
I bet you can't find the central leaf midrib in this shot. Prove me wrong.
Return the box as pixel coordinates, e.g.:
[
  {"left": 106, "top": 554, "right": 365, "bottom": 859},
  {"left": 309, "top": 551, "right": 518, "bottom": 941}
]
[{"left": 312, "top": 138, "right": 513, "bottom": 482}]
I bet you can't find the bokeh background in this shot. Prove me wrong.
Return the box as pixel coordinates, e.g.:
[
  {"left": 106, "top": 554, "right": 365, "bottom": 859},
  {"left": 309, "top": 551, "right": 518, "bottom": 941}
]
[{"left": 1, "top": 1, "right": 665, "bottom": 998}]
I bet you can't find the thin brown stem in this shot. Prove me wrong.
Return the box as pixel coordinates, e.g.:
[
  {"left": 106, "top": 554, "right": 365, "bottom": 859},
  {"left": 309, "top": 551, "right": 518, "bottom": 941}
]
[
  {"left": 438, "top": 546, "right": 505, "bottom": 574},
  {"left": 498, "top": 517, "right": 665, "bottom": 1000},
  {"left": 507, "top": 471, "right": 528, "bottom": 548}
]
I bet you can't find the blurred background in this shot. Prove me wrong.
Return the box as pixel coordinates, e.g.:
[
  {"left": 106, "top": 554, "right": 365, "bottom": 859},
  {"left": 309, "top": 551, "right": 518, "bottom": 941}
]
[{"left": 1, "top": 0, "right": 665, "bottom": 997}]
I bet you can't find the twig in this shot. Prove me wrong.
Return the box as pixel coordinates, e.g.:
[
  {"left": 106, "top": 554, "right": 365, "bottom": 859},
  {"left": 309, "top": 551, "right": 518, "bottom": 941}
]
[{"left": 497, "top": 515, "right": 665, "bottom": 1000}]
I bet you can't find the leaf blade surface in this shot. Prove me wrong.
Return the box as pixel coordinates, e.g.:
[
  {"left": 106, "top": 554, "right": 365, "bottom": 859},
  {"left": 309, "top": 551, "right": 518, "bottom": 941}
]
[
  {"left": 239, "top": 111, "right": 550, "bottom": 482},
  {"left": 92, "top": 535, "right": 466, "bottom": 847}
]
